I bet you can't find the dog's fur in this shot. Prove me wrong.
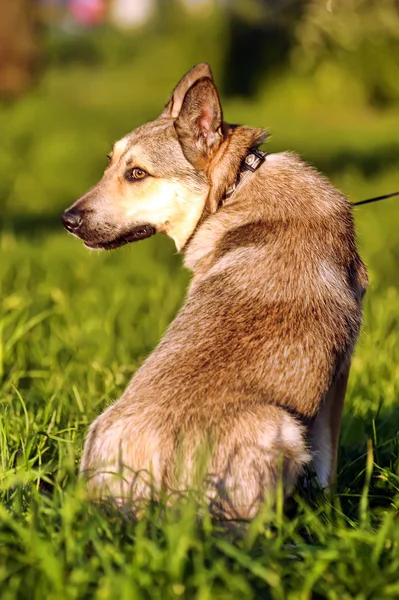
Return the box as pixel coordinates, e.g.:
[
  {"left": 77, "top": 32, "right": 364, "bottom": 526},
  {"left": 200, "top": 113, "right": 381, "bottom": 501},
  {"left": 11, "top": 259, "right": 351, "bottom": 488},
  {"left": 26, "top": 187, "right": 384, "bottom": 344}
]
[{"left": 62, "top": 64, "right": 368, "bottom": 518}]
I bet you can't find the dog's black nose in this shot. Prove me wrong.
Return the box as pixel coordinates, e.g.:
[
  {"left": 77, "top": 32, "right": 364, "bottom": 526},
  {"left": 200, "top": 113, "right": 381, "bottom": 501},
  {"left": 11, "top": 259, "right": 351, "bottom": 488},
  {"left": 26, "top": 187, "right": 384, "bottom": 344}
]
[{"left": 62, "top": 209, "right": 82, "bottom": 233}]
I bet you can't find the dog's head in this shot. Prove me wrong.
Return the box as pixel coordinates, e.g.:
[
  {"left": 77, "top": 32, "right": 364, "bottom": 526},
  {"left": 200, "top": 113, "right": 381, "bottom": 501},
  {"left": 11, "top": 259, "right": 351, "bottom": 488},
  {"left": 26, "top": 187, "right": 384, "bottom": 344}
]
[
  {"left": 62, "top": 63, "right": 266, "bottom": 251},
  {"left": 62, "top": 64, "right": 223, "bottom": 250}
]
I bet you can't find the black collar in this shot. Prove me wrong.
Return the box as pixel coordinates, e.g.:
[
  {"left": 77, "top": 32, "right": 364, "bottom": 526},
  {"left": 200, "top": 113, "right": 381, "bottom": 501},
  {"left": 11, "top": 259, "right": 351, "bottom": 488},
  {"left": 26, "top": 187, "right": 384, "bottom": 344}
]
[{"left": 220, "top": 148, "right": 267, "bottom": 207}]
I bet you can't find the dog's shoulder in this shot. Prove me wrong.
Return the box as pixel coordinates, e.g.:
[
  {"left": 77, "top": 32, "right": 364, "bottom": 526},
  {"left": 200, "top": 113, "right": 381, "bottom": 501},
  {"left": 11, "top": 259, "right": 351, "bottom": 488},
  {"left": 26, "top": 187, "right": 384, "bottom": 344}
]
[{"left": 185, "top": 151, "right": 354, "bottom": 272}]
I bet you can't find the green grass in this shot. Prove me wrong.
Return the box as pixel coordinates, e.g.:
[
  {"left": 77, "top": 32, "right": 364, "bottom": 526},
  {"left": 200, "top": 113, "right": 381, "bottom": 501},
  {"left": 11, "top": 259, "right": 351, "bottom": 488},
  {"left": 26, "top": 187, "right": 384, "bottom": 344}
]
[{"left": 1, "top": 33, "right": 399, "bottom": 598}]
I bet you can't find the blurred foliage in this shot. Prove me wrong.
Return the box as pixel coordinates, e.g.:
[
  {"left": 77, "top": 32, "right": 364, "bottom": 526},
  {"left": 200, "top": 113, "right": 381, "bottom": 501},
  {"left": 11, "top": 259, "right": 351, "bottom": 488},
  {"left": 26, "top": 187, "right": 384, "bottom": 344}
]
[
  {"left": 42, "top": 3, "right": 226, "bottom": 69},
  {"left": 292, "top": 0, "right": 399, "bottom": 106},
  {"left": 0, "top": 0, "right": 40, "bottom": 98},
  {"left": 8, "top": 0, "right": 397, "bottom": 106}
]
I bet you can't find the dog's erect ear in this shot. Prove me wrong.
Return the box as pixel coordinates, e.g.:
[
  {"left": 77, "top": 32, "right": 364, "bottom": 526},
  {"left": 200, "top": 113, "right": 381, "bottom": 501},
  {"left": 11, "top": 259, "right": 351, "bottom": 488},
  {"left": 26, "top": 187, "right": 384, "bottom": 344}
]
[
  {"left": 161, "top": 63, "right": 214, "bottom": 119},
  {"left": 174, "top": 76, "right": 223, "bottom": 169}
]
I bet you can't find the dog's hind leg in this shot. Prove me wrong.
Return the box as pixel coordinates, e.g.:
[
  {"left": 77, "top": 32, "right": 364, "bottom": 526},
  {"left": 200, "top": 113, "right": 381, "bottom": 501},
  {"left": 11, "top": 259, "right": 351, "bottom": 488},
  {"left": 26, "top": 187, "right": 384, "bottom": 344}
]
[
  {"left": 208, "top": 405, "right": 311, "bottom": 519},
  {"left": 309, "top": 364, "right": 350, "bottom": 489}
]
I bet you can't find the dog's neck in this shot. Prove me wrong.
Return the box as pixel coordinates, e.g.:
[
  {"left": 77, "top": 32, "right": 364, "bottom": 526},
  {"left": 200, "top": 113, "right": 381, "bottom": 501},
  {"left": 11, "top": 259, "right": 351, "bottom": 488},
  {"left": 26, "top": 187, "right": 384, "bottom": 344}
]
[
  {"left": 205, "top": 124, "right": 268, "bottom": 213},
  {"left": 184, "top": 171, "right": 268, "bottom": 275},
  {"left": 179, "top": 125, "right": 267, "bottom": 257}
]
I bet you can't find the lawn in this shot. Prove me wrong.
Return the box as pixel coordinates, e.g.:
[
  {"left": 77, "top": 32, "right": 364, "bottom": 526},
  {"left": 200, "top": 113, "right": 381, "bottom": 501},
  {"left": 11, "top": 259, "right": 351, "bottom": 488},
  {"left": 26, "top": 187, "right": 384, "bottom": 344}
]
[{"left": 1, "top": 31, "right": 399, "bottom": 599}]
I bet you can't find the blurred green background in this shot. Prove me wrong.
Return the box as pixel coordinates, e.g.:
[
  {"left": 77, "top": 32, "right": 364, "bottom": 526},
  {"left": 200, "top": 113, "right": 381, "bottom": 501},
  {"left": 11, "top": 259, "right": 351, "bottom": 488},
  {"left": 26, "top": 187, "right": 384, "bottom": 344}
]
[{"left": 1, "top": 1, "right": 399, "bottom": 597}]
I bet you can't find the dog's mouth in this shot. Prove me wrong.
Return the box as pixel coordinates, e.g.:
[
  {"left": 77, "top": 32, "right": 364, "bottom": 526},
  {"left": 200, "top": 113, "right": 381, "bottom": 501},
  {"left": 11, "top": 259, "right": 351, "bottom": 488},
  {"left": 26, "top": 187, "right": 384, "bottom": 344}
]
[{"left": 84, "top": 224, "right": 156, "bottom": 250}]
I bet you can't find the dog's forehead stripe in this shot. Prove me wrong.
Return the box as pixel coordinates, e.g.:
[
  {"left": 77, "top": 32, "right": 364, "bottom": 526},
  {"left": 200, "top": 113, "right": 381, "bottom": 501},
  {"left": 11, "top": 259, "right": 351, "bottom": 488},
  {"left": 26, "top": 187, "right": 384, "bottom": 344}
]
[{"left": 112, "top": 137, "right": 129, "bottom": 158}]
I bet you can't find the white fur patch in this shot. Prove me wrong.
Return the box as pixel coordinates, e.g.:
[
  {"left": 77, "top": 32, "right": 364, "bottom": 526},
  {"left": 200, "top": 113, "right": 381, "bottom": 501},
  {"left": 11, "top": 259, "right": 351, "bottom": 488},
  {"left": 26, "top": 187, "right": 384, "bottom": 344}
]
[
  {"left": 204, "top": 247, "right": 253, "bottom": 278},
  {"left": 263, "top": 152, "right": 288, "bottom": 163},
  {"left": 318, "top": 260, "right": 344, "bottom": 291},
  {"left": 113, "top": 136, "right": 129, "bottom": 157},
  {"left": 280, "top": 415, "right": 305, "bottom": 450},
  {"left": 122, "top": 178, "right": 207, "bottom": 252}
]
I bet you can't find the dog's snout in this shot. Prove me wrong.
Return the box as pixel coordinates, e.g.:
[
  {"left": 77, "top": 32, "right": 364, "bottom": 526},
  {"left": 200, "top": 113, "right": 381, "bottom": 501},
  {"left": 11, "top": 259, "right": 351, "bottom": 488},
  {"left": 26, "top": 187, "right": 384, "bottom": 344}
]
[{"left": 62, "top": 209, "right": 83, "bottom": 233}]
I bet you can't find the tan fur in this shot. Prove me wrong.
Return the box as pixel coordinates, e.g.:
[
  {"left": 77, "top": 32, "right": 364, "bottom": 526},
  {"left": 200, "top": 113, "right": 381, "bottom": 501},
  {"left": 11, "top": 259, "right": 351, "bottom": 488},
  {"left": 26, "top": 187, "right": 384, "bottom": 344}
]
[{"left": 62, "top": 63, "right": 368, "bottom": 518}]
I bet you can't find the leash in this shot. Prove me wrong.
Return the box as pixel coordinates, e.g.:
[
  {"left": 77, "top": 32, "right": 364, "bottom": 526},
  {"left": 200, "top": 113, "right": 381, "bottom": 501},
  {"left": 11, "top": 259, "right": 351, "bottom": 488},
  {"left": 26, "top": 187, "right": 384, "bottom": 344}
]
[{"left": 352, "top": 191, "right": 399, "bottom": 207}]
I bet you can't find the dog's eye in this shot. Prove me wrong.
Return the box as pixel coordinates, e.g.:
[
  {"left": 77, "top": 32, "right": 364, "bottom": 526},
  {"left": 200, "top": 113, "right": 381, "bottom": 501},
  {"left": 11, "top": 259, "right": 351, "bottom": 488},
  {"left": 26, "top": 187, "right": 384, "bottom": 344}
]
[
  {"left": 125, "top": 168, "right": 148, "bottom": 182},
  {"left": 106, "top": 154, "right": 112, "bottom": 164}
]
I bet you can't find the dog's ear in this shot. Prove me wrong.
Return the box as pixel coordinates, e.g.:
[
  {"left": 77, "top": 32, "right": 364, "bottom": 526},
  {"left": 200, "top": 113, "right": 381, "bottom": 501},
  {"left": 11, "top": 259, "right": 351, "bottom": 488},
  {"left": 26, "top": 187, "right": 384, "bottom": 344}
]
[
  {"left": 161, "top": 63, "right": 214, "bottom": 119},
  {"left": 174, "top": 76, "right": 223, "bottom": 169}
]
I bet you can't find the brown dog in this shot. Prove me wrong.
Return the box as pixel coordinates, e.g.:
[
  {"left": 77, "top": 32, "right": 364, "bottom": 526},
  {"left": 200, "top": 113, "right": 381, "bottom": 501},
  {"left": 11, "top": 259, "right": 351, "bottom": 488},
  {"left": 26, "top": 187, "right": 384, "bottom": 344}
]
[{"left": 62, "top": 63, "right": 368, "bottom": 518}]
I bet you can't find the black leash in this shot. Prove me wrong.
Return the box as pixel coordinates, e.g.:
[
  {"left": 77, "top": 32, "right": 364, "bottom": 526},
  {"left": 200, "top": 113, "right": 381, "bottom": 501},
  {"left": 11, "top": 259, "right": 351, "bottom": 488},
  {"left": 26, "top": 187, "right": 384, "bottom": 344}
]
[{"left": 353, "top": 191, "right": 399, "bottom": 207}]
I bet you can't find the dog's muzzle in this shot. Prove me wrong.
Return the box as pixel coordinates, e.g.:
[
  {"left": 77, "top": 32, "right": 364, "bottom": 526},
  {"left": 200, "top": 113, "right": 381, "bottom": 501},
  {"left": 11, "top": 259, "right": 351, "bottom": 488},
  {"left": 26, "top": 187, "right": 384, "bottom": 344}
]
[{"left": 62, "top": 205, "right": 156, "bottom": 250}]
